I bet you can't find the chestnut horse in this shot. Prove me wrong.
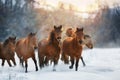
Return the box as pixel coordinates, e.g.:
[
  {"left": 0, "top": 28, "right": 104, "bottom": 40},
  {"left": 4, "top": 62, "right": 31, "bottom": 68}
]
[
  {"left": 62, "top": 27, "right": 85, "bottom": 71},
  {"left": 0, "top": 37, "right": 16, "bottom": 67},
  {"left": 38, "top": 25, "right": 62, "bottom": 71},
  {"left": 15, "top": 32, "right": 38, "bottom": 73},
  {"left": 62, "top": 28, "right": 93, "bottom": 66}
]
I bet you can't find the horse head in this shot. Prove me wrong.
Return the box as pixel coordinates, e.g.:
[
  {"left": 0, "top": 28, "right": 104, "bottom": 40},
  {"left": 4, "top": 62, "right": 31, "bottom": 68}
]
[{"left": 75, "top": 27, "right": 84, "bottom": 45}]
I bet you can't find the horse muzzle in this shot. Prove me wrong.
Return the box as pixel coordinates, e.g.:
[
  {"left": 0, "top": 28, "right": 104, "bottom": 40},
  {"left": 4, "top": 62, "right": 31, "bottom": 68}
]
[
  {"left": 34, "top": 46, "right": 38, "bottom": 49},
  {"left": 57, "top": 37, "right": 61, "bottom": 42},
  {"left": 79, "top": 40, "right": 83, "bottom": 44}
]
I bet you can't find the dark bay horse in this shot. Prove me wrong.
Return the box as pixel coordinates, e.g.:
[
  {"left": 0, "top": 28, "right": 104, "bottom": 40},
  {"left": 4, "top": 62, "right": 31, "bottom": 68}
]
[
  {"left": 38, "top": 25, "right": 62, "bottom": 71},
  {"left": 62, "top": 27, "right": 85, "bottom": 71},
  {"left": 62, "top": 28, "right": 93, "bottom": 66},
  {"left": 15, "top": 32, "right": 38, "bottom": 73},
  {"left": 0, "top": 37, "right": 16, "bottom": 67}
]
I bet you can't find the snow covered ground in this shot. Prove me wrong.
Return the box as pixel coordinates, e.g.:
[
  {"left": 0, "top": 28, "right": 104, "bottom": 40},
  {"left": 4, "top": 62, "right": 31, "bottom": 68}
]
[{"left": 0, "top": 48, "right": 120, "bottom": 80}]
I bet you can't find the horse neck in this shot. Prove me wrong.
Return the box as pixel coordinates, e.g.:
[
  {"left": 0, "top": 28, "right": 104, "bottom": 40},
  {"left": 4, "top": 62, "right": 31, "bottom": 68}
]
[
  {"left": 2, "top": 44, "right": 11, "bottom": 53},
  {"left": 49, "top": 31, "right": 59, "bottom": 47},
  {"left": 24, "top": 37, "right": 33, "bottom": 48},
  {"left": 72, "top": 36, "right": 79, "bottom": 47}
]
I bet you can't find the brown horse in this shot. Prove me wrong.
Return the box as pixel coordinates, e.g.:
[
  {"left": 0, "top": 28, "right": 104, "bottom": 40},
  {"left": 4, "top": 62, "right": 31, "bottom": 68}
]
[
  {"left": 38, "top": 25, "right": 62, "bottom": 71},
  {"left": 62, "top": 27, "right": 85, "bottom": 71},
  {"left": 62, "top": 28, "right": 93, "bottom": 66},
  {"left": 0, "top": 37, "right": 16, "bottom": 67},
  {"left": 15, "top": 32, "right": 38, "bottom": 73}
]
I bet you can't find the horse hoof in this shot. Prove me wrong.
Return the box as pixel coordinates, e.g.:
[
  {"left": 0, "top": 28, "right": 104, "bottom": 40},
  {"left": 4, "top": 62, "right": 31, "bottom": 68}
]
[
  {"left": 75, "top": 69, "right": 78, "bottom": 71},
  {"left": 36, "top": 68, "right": 38, "bottom": 71},
  {"left": 83, "top": 64, "right": 86, "bottom": 67},
  {"left": 69, "top": 66, "right": 73, "bottom": 69},
  {"left": 25, "top": 71, "right": 28, "bottom": 73}
]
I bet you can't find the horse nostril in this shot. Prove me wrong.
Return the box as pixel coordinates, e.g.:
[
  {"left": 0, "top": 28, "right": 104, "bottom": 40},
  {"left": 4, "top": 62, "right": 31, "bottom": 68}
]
[
  {"left": 34, "top": 47, "right": 37, "bottom": 49},
  {"left": 79, "top": 40, "right": 83, "bottom": 44},
  {"left": 57, "top": 37, "right": 61, "bottom": 39},
  {"left": 91, "top": 46, "right": 93, "bottom": 49}
]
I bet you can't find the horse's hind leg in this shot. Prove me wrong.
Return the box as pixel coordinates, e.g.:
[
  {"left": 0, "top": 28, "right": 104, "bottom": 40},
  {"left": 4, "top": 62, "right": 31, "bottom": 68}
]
[
  {"left": 69, "top": 56, "right": 74, "bottom": 69},
  {"left": 19, "top": 58, "right": 24, "bottom": 67},
  {"left": 32, "top": 55, "right": 38, "bottom": 71},
  {"left": 81, "top": 56, "right": 86, "bottom": 67},
  {"left": 7, "top": 60, "right": 12, "bottom": 67},
  {"left": 11, "top": 57, "right": 16, "bottom": 66},
  {"left": 1, "top": 59, "right": 5, "bottom": 66},
  {"left": 75, "top": 57, "right": 80, "bottom": 71},
  {"left": 25, "top": 59, "right": 28, "bottom": 73}
]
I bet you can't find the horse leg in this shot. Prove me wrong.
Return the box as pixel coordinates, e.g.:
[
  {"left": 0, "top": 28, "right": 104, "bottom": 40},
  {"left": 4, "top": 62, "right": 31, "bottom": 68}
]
[
  {"left": 61, "top": 52, "right": 69, "bottom": 64},
  {"left": 11, "top": 57, "right": 16, "bottom": 66},
  {"left": 1, "top": 59, "right": 5, "bottom": 66},
  {"left": 39, "top": 56, "right": 44, "bottom": 69},
  {"left": 32, "top": 55, "right": 38, "bottom": 71},
  {"left": 75, "top": 57, "right": 80, "bottom": 71},
  {"left": 25, "top": 59, "right": 28, "bottom": 73},
  {"left": 69, "top": 56, "right": 74, "bottom": 69},
  {"left": 44, "top": 56, "right": 49, "bottom": 66},
  {"left": 81, "top": 56, "right": 86, "bottom": 67},
  {"left": 7, "top": 60, "right": 12, "bottom": 67},
  {"left": 19, "top": 57, "right": 24, "bottom": 67},
  {"left": 53, "top": 55, "right": 59, "bottom": 71}
]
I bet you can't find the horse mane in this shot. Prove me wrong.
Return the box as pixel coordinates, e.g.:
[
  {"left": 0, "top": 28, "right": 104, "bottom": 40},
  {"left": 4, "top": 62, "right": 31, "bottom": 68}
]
[
  {"left": 3, "top": 39, "right": 9, "bottom": 47},
  {"left": 84, "top": 35, "right": 90, "bottom": 38},
  {"left": 49, "top": 30, "right": 56, "bottom": 44}
]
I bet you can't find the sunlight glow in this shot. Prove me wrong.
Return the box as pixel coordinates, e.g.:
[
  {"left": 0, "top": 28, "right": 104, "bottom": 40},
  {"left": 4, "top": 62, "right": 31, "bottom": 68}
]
[{"left": 36, "top": 0, "right": 99, "bottom": 12}]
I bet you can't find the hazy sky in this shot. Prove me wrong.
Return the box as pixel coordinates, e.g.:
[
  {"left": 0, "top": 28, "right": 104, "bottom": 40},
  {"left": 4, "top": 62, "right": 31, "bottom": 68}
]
[
  {"left": 35, "top": 0, "right": 120, "bottom": 12},
  {"left": 37, "top": 0, "right": 120, "bottom": 7}
]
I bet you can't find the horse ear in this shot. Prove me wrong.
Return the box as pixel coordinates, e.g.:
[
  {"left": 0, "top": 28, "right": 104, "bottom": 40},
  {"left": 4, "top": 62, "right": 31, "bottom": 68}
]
[
  {"left": 14, "top": 37, "right": 16, "bottom": 40},
  {"left": 59, "top": 25, "right": 62, "bottom": 29},
  {"left": 76, "top": 28, "right": 79, "bottom": 31},
  {"left": 80, "top": 27, "right": 83, "bottom": 31},
  {"left": 29, "top": 32, "right": 33, "bottom": 36},
  {"left": 54, "top": 25, "right": 57, "bottom": 29}
]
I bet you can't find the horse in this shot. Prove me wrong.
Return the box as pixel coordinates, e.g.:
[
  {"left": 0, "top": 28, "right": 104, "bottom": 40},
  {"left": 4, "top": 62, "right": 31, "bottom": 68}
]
[
  {"left": 62, "top": 27, "right": 86, "bottom": 71},
  {"left": 38, "top": 25, "right": 62, "bottom": 71},
  {"left": 15, "top": 32, "right": 38, "bottom": 73},
  {"left": 62, "top": 28, "right": 93, "bottom": 66},
  {"left": 0, "top": 37, "right": 16, "bottom": 67}
]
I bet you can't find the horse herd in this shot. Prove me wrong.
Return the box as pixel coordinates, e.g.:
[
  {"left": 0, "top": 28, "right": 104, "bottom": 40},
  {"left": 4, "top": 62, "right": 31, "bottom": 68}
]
[{"left": 0, "top": 25, "right": 93, "bottom": 73}]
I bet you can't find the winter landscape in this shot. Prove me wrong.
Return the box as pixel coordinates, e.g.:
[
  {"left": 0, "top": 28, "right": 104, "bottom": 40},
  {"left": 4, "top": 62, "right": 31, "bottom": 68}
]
[
  {"left": 0, "top": 48, "right": 120, "bottom": 80},
  {"left": 0, "top": 0, "right": 120, "bottom": 80}
]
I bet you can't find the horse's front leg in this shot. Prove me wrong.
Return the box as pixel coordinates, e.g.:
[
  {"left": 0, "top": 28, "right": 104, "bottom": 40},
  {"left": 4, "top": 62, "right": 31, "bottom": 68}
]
[
  {"left": 44, "top": 56, "right": 49, "bottom": 66},
  {"left": 32, "top": 55, "right": 38, "bottom": 71},
  {"left": 69, "top": 56, "right": 74, "bottom": 69},
  {"left": 1, "top": 59, "right": 5, "bottom": 66},
  {"left": 39, "top": 55, "right": 44, "bottom": 69},
  {"left": 7, "top": 60, "right": 12, "bottom": 67},
  {"left": 11, "top": 57, "right": 16, "bottom": 66},
  {"left": 75, "top": 56, "right": 80, "bottom": 71},
  {"left": 81, "top": 56, "right": 86, "bottom": 67},
  {"left": 53, "top": 55, "right": 60, "bottom": 71},
  {"left": 61, "top": 52, "right": 69, "bottom": 64}
]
